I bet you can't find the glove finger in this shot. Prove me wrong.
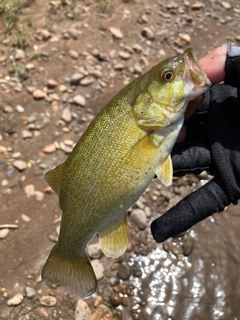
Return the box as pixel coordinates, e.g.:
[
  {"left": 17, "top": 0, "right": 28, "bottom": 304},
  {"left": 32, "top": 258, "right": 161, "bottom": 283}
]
[
  {"left": 151, "top": 178, "right": 230, "bottom": 243},
  {"left": 172, "top": 143, "right": 211, "bottom": 176}
]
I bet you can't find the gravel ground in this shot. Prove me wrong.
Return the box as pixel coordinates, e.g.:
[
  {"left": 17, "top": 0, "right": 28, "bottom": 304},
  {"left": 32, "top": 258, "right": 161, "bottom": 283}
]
[{"left": 1, "top": 0, "right": 240, "bottom": 319}]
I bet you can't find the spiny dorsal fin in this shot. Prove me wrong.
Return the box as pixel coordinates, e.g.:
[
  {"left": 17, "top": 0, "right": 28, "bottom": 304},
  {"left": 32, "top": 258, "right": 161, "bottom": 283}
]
[
  {"left": 99, "top": 213, "right": 128, "bottom": 259},
  {"left": 155, "top": 154, "right": 173, "bottom": 187},
  {"left": 45, "top": 163, "right": 64, "bottom": 196}
]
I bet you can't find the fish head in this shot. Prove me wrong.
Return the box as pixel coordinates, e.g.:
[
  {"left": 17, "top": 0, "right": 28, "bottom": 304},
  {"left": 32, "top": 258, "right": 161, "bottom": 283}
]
[{"left": 134, "top": 48, "right": 211, "bottom": 129}]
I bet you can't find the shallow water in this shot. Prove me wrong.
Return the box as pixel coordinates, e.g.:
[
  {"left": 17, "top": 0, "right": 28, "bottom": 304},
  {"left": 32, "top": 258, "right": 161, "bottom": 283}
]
[{"left": 129, "top": 203, "right": 240, "bottom": 320}]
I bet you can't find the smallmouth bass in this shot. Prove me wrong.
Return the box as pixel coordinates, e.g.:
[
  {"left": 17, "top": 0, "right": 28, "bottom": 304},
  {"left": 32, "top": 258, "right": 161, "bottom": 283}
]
[{"left": 42, "top": 48, "right": 211, "bottom": 297}]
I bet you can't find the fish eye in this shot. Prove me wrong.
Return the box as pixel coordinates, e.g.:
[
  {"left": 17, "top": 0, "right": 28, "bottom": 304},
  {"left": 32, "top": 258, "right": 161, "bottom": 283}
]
[{"left": 161, "top": 70, "right": 174, "bottom": 82}]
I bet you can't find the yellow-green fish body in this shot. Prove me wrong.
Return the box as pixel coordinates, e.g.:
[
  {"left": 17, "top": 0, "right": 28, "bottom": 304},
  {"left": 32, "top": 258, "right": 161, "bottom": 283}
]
[{"left": 42, "top": 48, "right": 211, "bottom": 297}]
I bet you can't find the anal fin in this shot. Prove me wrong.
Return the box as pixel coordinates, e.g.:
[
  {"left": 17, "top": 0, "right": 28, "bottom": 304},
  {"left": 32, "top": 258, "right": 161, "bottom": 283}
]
[
  {"left": 99, "top": 213, "right": 128, "bottom": 259},
  {"left": 155, "top": 154, "right": 173, "bottom": 187}
]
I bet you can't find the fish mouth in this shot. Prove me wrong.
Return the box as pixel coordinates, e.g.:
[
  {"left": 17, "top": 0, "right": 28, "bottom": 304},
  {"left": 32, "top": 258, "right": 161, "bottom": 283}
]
[{"left": 183, "top": 48, "right": 212, "bottom": 89}]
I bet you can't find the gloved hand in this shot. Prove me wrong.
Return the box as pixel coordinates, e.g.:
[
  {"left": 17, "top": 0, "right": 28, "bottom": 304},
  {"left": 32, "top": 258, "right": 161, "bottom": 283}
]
[{"left": 151, "top": 83, "right": 240, "bottom": 242}]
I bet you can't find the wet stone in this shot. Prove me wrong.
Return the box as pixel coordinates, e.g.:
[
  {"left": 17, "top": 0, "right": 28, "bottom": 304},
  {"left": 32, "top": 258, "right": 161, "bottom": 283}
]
[
  {"left": 87, "top": 242, "right": 103, "bottom": 259},
  {"left": 110, "top": 292, "right": 122, "bottom": 306},
  {"left": 40, "top": 295, "right": 57, "bottom": 307},
  {"left": 74, "top": 299, "right": 91, "bottom": 320},
  {"left": 91, "top": 259, "right": 104, "bottom": 280},
  {"left": 71, "top": 73, "right": 84, "bottom": 85},
  {"left": 129, "top": 208, "right": 148, "bottom": 230},
  {"left": 90, "top": 304, "right": 113, "bottom": 320},
  {"left": 80, "top": 76, "right": 95, "bottom": 86},
  {"left": 118, "top": 262, "right": 131, "bottom": 280}
]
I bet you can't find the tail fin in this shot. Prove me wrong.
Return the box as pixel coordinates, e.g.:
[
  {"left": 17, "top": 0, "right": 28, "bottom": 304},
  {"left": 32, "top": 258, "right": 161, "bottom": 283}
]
[{"left": 42, "top": 244, "right": 97, "bottom": 298}]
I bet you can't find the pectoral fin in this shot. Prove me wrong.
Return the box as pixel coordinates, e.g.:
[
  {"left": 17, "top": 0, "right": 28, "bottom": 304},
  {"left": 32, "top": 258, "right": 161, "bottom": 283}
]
[
  {"left": 99, "top": 213, "right": 128, "bottom": 259},
  {"left": 155, "top": 154, "right": 173, "bottom": 187}
]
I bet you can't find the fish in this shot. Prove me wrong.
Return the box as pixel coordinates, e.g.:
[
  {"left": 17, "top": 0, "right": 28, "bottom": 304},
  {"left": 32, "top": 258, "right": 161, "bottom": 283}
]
[{"left": 42, "top": 48, "right": 211, "bottom": 298}]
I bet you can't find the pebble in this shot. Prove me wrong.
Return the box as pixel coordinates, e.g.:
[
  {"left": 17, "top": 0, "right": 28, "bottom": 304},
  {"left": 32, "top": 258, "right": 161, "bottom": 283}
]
[
  {"left": 110, "top": 292, "right": 122, "bottom": 306},
  {"left": 221, "top": 1, "right": 231, "bottom": 9},
  {"left": 43, "top": 143, "right": 56, "bottom": 153},
  {"left": 13, "top": 160, "right": 27, "bottom": 171},
  {"left": 68, "top": 28, "right": 78, "bottom": 39},
  {"left": 69, "top": 50, "right": 79, "bottom": 59},
  {"left": 89, "top": 304, "right": 113, "bottom": 320},
  {"left": 74, "top": 299, "right": 91, "bottom": 320},
  {"left": 87, "top": 242, "right": 103, "bottom": 259},
  {"left": 144, "top": 206, "right": 152, "bottom": 218},
  {"left": 40, "top": 295, "right": 57, "bottom": 307},
  {"left": 129, "top": 208, "right": 148, "bottom": 230},
  {"left": 191, "top": 2, "right": 204, "bottom": 10},
  {"left": 141, "top": 27, "right": 155, "bottom": 40},
  {"left": 15, "top": 49, "right": 25, "bottom": 60},
  {"left": 47, "top": 79, "right": 58, "bottom": 88},
  {"left": 61, "top": 107, "right": 72, "bottom": 122},
  {"left": 24, "top": 184, "right": 35, "bottom": 197},
  {"left": 25, "top": 63, "right": 36, "bottom": 70},
  {"left": 21, "top": 213, "right": 31, "bottom": 222},
  {"left": 118, "top": 51, "right": 131, "bottom": 60},
  {"left": 33, "top": 89, "right": 46, "bottom": 99},
  {"left": 109, "top": 27, "right": 123, "bottom": 39},
  {"left": 7, "top": 293, "right": 24, "bottom": 306},
  {"left": 37, "top": 307, "right": 49, "bottom": 319},
  {"left": 117, "top": 262, "right": 131, "bottom": 280},
  {"left": 0, "top": 228, "right": 10, "bottom": 239},
  {"left": 80, "top": 76, "right": 95, "bottom": 86},
  {"left": 37, "top": 29, "right": 52, "bottom": 40},
  {"left": 35, "top": 191, "right": 44, "bottom": 201},
  {"left": 25, "top": 286, "right": 36, "bottom": 298},
  {"left": 16, "top": 105, "right": 25, "bottom": 113},
  {"left": 179, "top": 33, "right": 191, "bottom": 43},
  {"left": 91, "top": 259, "right": 105, "bottom": 280},
  {"left": 71, "top": 72, "right": 84, "bottom": 85},
  {"left": 22, "top": 129, "right": 33, "bottom": 139},
  {"left": 73, "top": 94, "right": 86, "bottom": 107}
]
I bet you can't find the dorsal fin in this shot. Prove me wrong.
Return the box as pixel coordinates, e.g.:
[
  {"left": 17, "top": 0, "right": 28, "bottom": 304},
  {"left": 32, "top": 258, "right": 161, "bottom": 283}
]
[{"left": 45, "top": 163, "right": 64, "bottom": 196}]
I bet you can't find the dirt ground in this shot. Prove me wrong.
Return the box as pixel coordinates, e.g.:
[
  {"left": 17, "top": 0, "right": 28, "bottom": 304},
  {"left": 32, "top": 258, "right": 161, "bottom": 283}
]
[{"left": 1, "top": 0, "right": 240, "bottom": 319}]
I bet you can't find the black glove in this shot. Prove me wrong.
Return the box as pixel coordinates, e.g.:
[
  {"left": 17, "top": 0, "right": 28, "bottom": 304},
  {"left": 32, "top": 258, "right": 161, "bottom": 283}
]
[{"left": 151, "top": 83, "right": 240, "bottom": 242}]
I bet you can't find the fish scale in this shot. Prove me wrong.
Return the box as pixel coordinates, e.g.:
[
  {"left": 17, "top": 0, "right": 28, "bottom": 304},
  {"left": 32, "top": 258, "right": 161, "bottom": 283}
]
[{"left": 42, "top": 48, "right": 211, "bottom": 298}]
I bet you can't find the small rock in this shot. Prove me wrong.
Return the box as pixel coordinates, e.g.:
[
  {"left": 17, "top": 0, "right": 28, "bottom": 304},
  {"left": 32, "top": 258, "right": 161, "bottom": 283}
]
[
  {"left": 91, "top": 259, "right": 104, "bottom": 280},
  {"left": 13, "top": 160, "right": 27, "bottom": 171},
  {"left": 74, "top": 299, "right": 91, "bottom": 320},
  {"left": 47, "top": 79, "right": 58, "bottom": 88},
  {"left": 144, "top": 206, "right": 152, "bottom": 218},
  {"left": 15, "top": 49, "right": 25, "bottom": 60},
  {"left": 191, "top": 2, "right": 204, "bottom": 10},
  {"left": 110, "top": 292, "right": 122, "bottom": 306},
  {"left": 35, "top": 191, "right": 44, "bottom": 201},
  {"left": 33, "top": 89, "right": 46, "bottom": 99},
  {"left": 129, "top": 208, "right": 148, "bottom": 230},
  {"left": 141, "top": 27, "right": 155, "bottom": 40},
  {"left": 16, "top": 105, "right": 25, "bottom": 113},
  {"left": 80, "top": 76, "right": 95, "bottom": 86},
  {"left": 0, "top": 228, "right": 9, "bottom": 239},
  {"left": 26, "top": 286, "right": 36, "bottom": 298},
  {"left": 37, "top": 307, "right": 49, "bottom": 319},
  {"left": 87, "top": 243, "right": 103, "bottom": 259},
  {"left": 68, "top": 28, "right": 78, "bottom": 39},
  {"left": 221, "top": 1, "right": 231, "bottom": 9},
  {"left": 109, "top": 27, "right": 123, "bottom": 39},
  {"left": 22, "top": 130, "right": 33, "bottom": 139},
  {"left": 40, "top": 295, "right": 57, "bottom": 307},
  {"left": 179, "top": 33, "right": 191, "bottom": 43},
  {"left": 61, "top": 107, "right": 72, "bottom": 122},
  {"left": 58, "top": 84, "right": 68, "bottom": 92},
  {"left": 7, "top": 293, "right": 24, "bottom": 306},
  {"left": 118, "top": 51, "right": 131, "bottom": 60},
  {"left": 25, "top": 184, "right": 35, "bottom": 197},
  {"left": 43, "top": 143, "right": 56, "bottom": 153},
  {"left": 73, "top": 94, "right": 86, "bottom": 107},
  {"left": 71, "top": 73, "right": 84, "bottom": 85},
  {"left": 37, "top": 29, "right": 52, "bottom": 40},
  {"left": 117, "top": 262, "right": 131, "bottom": 280},
  {"left": 25, "top": 63, "right": 36, "bottom": 70},
  {"left": 89, "top": 304, "right": 113, "bottom": 320},
  {"left": 69, "top": 50, "right": 79, "bottom": 59}
]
